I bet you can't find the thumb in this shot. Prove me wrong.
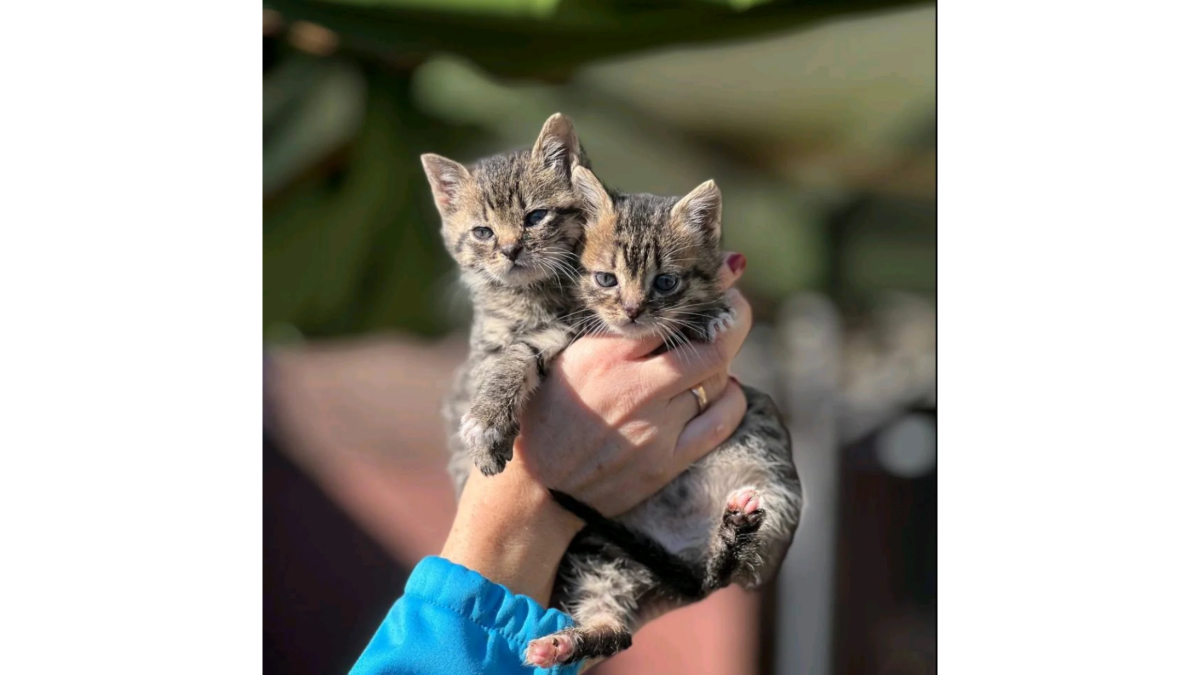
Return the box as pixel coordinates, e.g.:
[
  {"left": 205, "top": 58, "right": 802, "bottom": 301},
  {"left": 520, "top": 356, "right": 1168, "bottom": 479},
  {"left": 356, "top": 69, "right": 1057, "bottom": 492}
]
[{"left": 569, "top": 331, "right": 665, "bottom": 362}]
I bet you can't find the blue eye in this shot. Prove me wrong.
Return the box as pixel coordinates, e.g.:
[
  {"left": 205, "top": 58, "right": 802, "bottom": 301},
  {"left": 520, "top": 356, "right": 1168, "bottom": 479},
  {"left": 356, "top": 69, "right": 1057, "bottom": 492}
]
[
  {"left": 594, "top": 272, "right": 618, "bottom": 288},
  {"left": 653, "top": 274, "right": 679, "bottom": 292},
  {"left": 472, "top": 227, "right": 493, "bottom": 240},
  {"left": 524, "top": 210, "right": 549, "bottom": 227}
]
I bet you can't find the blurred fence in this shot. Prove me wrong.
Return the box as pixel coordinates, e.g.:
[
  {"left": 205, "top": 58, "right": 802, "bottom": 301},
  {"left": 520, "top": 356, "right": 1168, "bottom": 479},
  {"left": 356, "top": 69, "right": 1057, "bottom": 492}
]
[{"left": 730, "top": 290, "right": 934, "bottom": 674}]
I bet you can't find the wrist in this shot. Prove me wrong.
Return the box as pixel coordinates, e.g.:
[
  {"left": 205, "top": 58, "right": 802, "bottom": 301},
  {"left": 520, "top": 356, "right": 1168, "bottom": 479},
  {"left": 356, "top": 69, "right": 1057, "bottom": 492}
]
[{"left": 441, "top": 457, "right": 582, "bottom": 605}]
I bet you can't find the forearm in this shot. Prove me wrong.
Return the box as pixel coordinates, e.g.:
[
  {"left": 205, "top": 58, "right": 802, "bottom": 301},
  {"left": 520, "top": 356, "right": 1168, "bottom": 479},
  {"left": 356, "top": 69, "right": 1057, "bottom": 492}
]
[{"left": 441, "top": 455, "right": 583, "bottom": 606}]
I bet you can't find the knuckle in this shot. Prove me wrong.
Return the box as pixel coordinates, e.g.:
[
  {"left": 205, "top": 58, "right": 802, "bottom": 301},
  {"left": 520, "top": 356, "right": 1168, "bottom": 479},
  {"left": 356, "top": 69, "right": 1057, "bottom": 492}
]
[
  {"left": 622, "top": 418, "right": 658, "bottom": 447},
  {"left": 738, "top": 298, "right": 753, "bottom": 325},
  {"left": 702, "top": 346, "right": 727, "bottom": 372},
  {"left": 630, "top": 370, "right": 665, "bottom": 404},
  {"left": 699, "top": 413, "right": 723, "bottom": 440},
  {"left": 711, "top": 422, "right": 729, "bottom": 444},
  {"left": 730, "top": 387, "right": 749, "bottom": 420},
  {"left": 631, "top": 365, "right": 678, "bottom": 403},
  {"left": 705, "top": 371, "right": 729, "bottom": 396}
]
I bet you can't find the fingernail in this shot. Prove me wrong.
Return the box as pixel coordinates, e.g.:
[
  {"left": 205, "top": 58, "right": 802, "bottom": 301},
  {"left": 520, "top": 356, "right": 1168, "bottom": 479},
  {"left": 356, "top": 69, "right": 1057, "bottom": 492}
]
[{"left": 726, "top": 253, "right": 746, "bottom": 275}]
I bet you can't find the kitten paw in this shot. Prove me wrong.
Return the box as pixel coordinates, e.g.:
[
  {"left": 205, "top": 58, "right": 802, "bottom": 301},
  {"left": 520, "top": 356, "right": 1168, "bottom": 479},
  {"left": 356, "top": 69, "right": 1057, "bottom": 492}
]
[
  {"left": 706, "top": 310, "right": 737, "bottom": 342},
  {"left": 460, "top": 414, "right": 510, "bottom": 476},
  {"left": 724, "top": 487, "right": 765, "bottom": 531},
  {"left": 525, "top": 633, "right": 577, "bottom": 668}
]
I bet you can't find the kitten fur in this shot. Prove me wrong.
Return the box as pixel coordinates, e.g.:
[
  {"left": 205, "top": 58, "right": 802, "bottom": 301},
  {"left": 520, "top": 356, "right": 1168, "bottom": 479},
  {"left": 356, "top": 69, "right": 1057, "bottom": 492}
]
[
  {"left": 426, "top": 116, "right": 761, "bottom": 600},
  {"left": 422, "top": 113, "right": 588, "bottom": 483},
  {"left": 524, "top": 167, "right": 804, "bottom": 669}
]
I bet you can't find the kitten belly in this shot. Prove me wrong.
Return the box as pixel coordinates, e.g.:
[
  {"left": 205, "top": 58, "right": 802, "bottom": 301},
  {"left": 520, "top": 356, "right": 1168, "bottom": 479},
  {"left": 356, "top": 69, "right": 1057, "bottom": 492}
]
[{"left": 616, "top": 445, "right": 773, "bottom": 559}]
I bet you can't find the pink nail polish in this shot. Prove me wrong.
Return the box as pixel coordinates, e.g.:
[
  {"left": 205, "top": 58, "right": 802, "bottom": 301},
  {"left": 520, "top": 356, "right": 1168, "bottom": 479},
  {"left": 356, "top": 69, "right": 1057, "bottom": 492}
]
[{"left": 727, "top": 253, "right": 746, "bottom": 275}]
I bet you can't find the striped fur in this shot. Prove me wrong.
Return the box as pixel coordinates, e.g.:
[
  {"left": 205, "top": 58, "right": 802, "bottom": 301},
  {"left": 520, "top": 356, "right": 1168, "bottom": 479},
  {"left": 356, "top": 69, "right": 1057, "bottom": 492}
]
[
  {"left": 423, "top": 114, "right": 589, "bottom": 480},
  {"left": 426, "top": 119, "right": 804, "bottom": 668},
  {"left": 525, "top": 169, "right": 804, "bottom": 668}
]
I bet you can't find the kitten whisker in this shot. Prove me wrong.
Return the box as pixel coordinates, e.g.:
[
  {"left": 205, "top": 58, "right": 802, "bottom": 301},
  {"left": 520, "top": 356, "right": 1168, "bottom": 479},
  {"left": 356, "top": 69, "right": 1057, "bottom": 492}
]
[{"left": 661, "top": 318, "right": 703, "bottom": 365}]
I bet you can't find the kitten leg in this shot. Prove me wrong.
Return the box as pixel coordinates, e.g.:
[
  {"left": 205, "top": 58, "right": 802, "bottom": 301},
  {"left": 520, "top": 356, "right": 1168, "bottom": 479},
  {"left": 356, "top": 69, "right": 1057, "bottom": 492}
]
[
  {"left": 525, "top": 624, "right": 632, "bottom": 669},
  {"left": 699, "top": 389, "right": 803, "bottom": 592},
  {"left": 461, "top": 328, "right": 569, "bottom": 475},
  {"left": 526, "top": 556, "right": 647, "bottom": 668},
  {"left": 460, "top": 343, "right": 538, "bottom": 475},
  {"left": 702, "top": 486, "right": 768, "bottom": 593}
]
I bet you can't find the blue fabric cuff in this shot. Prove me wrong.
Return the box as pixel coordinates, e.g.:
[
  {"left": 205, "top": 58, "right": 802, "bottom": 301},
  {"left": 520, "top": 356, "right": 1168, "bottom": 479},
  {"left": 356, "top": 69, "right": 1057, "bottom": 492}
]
[{"left": 404, "top": 556, "right": 578, "bottom": 673}]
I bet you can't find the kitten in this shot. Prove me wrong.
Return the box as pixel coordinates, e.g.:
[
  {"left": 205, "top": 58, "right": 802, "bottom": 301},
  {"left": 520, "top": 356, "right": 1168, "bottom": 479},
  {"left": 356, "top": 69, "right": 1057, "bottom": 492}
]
[
  {"left": 421, "top": 113, "right": 588, "bottom": 484},
  {"left": 425, "top": 116, "right": 760, "bottom": 596},
  {"left": 524, "top": 167, "right": 804, "bottom": 669}
]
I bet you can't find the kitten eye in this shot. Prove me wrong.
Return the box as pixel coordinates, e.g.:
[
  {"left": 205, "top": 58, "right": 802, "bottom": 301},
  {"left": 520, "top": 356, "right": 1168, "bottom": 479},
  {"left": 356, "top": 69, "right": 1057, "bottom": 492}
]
[
  {"left": 653, "top": 274, "right": 679, "bottom": 292},
  {"left": 594, "top": 272, "right": 618, "bottom": 288},
  {"left": 471, "top": 227, "right": 494, "bottom": 240},
  {"left": 524, "top": 209, "right": 549, "bottom": 227}
]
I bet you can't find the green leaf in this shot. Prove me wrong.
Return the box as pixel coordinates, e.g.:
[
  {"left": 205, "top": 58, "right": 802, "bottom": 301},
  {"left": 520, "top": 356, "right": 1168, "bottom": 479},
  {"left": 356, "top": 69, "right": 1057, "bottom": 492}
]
[{"left": 268, "top": 0, "right": 928, "bottom": 80}]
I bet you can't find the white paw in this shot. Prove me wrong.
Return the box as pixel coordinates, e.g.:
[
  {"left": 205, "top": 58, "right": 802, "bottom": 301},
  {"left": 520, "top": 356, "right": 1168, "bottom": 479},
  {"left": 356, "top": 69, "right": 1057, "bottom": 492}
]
[
  {"left": 460, "top": 413, "right": 507, "bottom": 475},
  {"left": 525, "top": 633, "right": 577, "bottom": 668},
  {"left": 460, "top": 413, "right": 504, "bottom": 450},
  {"left": 706, "top": 310, "right": 737, "bottom": 342}
]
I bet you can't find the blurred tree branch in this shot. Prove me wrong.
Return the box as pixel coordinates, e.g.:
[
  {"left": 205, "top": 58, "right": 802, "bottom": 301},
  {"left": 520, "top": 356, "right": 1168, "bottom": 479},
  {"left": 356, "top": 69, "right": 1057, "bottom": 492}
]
[{"left": 267, "top": 0, "right": 928, "bottom": 80}]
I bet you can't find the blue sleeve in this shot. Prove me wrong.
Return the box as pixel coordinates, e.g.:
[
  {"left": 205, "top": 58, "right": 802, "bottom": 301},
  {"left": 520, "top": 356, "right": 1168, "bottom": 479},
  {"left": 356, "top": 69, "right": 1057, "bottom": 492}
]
[{"left": 349, "top": 556, "right": 580, "bottom": 675}]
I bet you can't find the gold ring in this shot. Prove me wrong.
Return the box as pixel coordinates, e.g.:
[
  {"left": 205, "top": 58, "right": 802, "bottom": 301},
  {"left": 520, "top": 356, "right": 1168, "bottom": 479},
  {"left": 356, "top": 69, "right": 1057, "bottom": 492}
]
[{"left": 690, "top": 384, "right": 709, "bottom": 413}]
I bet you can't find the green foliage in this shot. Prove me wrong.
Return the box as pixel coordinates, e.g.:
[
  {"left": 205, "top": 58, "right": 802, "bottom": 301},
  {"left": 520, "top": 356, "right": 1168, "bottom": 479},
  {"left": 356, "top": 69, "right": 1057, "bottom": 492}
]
[
  {"left": 263, "top": 0, "right": 934, "bottom": 341},
  {"left": 267, "top": 0, "right": 927, "bottom": 80},
  {"left": 264, "top": 69, "right": 485, "bottom": 339}
]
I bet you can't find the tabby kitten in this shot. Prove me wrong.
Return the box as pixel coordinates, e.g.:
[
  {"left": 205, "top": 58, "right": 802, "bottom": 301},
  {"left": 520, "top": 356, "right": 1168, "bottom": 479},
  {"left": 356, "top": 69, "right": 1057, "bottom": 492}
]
[
  {"left": 524, "top": 167, "right": 804, "bottom": 668},
  {"left": 421, "top": 113, "right": 587, "bottom": 484}
]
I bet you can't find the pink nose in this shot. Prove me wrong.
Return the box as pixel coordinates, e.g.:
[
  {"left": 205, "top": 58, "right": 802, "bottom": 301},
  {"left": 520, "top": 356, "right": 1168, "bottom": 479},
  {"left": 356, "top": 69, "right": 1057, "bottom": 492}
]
[
  {"left": 500, "top": 243, "right": 523, "bottom": 261},
  {"left": 624, "top": 304, "right": 641, "bottom": 320}
]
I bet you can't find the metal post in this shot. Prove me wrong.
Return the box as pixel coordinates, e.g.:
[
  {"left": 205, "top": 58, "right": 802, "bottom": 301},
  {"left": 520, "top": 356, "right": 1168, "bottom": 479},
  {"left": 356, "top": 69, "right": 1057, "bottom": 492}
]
[{"left": 772, "top": 293, "right": 842, "bottom": 675}]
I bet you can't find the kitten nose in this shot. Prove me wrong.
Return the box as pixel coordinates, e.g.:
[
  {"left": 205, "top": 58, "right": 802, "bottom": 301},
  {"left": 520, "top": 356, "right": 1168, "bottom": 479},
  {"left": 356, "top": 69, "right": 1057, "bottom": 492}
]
[
  {"left": 623, "top": 303, "right": 642, "bottom": 321},
  {"left": 500, "top": 243, "right": 523, "bottom": 261}
]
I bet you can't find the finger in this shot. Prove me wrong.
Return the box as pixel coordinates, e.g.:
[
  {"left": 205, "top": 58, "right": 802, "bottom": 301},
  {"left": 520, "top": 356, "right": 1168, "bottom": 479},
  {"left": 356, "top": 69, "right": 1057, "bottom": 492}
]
[
  {"left": 672, "top": 380, "right": 747, "bottom": 469},
  {"left": 718, "top": 252, "right": 746, "bottom": 291},
  {"left": 665, "top": 370, "right": 729, "bottom": 430},
  {"left": 565, "top": 330, "right": 664, "bottom": 366},
  {"left": 640, "top": 289, "right": 753, "bottom": 396}
]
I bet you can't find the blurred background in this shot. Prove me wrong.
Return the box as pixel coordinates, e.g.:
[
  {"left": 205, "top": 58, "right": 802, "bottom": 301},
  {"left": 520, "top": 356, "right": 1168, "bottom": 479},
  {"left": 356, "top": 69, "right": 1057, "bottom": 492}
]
[{"left": 262, "top": 1, "right": 935, "bottom": 674}]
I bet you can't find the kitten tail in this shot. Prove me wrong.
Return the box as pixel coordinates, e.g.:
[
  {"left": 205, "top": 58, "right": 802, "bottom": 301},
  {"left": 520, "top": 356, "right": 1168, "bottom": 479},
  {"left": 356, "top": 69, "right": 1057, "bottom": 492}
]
[{"left": 548, "top": 488, "right": 705, "bottom": 599}]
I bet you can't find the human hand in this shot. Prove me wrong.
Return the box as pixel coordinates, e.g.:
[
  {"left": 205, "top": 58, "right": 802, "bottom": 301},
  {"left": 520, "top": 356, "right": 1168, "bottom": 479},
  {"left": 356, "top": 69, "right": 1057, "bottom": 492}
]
[
  {"left": 443, "top": 252, "right": 751, "bottom": 604},
  {"left": 515, "top": 251, "right": 751, "bottom": 517}
]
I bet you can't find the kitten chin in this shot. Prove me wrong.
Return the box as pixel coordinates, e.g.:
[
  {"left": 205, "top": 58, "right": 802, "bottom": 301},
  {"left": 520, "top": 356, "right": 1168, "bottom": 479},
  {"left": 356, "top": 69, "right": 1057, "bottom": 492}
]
[
  {"left": 597, "top": 316, "right": 664, "bottom": 339},
  {"left": 473, "top": 259, "right": 545, "bottom": 287}
]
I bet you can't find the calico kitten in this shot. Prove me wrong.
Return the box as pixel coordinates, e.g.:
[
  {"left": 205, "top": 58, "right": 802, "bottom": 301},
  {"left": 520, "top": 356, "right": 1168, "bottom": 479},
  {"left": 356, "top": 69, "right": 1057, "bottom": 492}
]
[
  {"left": 421, "top": 113, "right": 588, "bottom": 484},
  {"left": 524, "top": 167, "right": 804, "bottom": 669}
]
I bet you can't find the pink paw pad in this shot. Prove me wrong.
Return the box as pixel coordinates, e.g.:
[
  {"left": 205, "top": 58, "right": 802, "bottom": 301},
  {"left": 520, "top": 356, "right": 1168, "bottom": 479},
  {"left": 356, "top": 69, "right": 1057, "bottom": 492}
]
[
  {"left": 727, "top": 487, "right": 761, "bottom": 514},
  {"left": 525, "top": 633, "right": 576, "bottom": 668},
  {"left": 725, "top": 487, "right": 765, "bottom": 530}
]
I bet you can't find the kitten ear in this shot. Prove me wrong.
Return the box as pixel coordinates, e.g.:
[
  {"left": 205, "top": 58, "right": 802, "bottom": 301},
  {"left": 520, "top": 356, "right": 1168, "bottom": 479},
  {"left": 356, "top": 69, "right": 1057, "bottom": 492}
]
[
  {"left": 572, "top": 165, "right": 613, "bottom": 222},
  {"left": 421, "top": 153, "right": 469, "bottom": 214},
  {"left": 671, "top": 179, "right": 722, "bottom": 242},
  {"left": 532, "top": 113, "right": 581, "bottom": 178}
]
